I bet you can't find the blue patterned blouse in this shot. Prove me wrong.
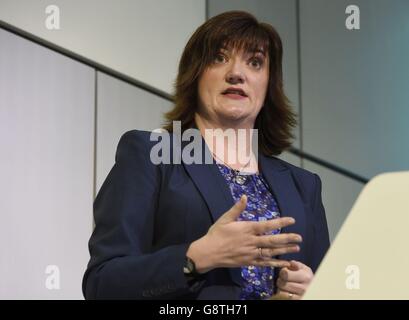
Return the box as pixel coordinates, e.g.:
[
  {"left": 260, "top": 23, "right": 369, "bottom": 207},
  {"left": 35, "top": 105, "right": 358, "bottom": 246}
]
[{"left": 216, "top": 162, "right": 281, "bottom": 300}]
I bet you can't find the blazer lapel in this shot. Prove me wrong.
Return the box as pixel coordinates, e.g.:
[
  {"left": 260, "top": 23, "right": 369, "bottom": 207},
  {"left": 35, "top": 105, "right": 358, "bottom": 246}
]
[
  {"left": 258, "top": 154, "right": 307, "bottom": 263},
  {"left": 181, "top": 137, "right": 235, "bottom": 223}
]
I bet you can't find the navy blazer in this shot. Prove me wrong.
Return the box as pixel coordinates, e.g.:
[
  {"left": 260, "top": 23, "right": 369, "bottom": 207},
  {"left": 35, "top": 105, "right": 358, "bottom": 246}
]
[{"left": 83, "top": 130, "right": 330, "bottom": 300}]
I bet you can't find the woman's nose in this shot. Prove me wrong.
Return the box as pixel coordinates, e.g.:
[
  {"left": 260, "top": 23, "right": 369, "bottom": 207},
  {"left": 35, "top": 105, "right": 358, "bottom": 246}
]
[
  {"left": 225, "top": 59, "right": 245, "bottom": 84},
  {"left": 226, "top": 71, "right": 244, "bottom": 84}
]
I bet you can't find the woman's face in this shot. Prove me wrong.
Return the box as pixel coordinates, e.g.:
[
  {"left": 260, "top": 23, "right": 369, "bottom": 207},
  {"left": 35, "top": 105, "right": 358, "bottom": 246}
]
[{"left": 197, "top": 45, "right": 269, "bottom": 127}]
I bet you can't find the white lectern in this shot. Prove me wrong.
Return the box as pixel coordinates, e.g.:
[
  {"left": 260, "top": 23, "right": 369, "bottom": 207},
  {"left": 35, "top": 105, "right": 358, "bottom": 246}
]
[{"left": 303, "top": 171, "right": 409, "bottom": 299}]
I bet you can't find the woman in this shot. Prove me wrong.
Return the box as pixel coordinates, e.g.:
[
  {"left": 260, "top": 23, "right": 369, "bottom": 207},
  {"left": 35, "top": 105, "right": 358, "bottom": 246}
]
[{"left": 83, "top": 10, "right": 330, "bottom": 300}]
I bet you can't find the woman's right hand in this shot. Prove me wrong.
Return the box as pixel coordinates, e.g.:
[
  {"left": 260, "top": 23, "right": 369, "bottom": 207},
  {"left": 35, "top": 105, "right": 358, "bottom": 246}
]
[{"left": 186, "top": 195, "right": 302, "bottom": 273}]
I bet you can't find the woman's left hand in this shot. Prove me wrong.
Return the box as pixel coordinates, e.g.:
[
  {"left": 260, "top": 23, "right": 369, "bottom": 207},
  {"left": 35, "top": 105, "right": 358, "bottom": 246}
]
[{"left": 276, "top": 260, "right": 313, "bottom": 300}]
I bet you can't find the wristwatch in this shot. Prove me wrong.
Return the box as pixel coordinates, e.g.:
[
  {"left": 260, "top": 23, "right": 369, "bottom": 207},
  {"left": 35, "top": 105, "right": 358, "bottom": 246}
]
[{"left": 183, "top": 256, "right": 202, "bottom": 280}]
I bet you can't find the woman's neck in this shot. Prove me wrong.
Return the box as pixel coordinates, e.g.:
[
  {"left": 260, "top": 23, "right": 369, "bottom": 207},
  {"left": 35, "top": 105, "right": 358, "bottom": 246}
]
[{"left": 194, "top": 113, "right": 258, "bottom": 172}]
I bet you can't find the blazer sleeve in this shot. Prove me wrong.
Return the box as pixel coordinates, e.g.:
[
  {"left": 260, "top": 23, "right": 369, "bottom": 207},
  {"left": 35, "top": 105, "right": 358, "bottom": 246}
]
[
  {"left": 309, "top": 174, "right": 331, "bottom": 273},
  {"left": 82, "top": 131, "right": 200, "bottom": 299}
]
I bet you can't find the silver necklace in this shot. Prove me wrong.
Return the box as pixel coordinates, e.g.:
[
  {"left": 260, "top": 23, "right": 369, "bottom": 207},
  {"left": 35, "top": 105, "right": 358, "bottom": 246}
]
[{"left": 212, "top": 152, "right": 253, "bottom": 185}]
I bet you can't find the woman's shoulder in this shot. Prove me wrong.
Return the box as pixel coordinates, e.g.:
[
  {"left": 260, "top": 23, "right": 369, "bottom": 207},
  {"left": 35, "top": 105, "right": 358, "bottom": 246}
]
[
  {"left": 114, "top": 130, "right": 158, "bottom": 162},
  {"left": 268, "top": 155, "right": 322, "bottom": 189},
  {"left": 117, "top": 129, "right": 179, "bottom": 147},
  {"left": 118, "top": 129, "right": 154, "bottom": 144},
  {"left": 115, "top": 129, "right": 184, "bottom": 166}
]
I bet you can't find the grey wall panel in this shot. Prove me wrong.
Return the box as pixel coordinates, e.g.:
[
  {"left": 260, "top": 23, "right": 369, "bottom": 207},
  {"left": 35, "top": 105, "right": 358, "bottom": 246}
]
[
  {"left": 304, "top": 160, "right": 364, "bottom": 242},
  {"left": 300, "top": 0, "right": 409, "bottom": 179},
  {"left": 0, "top": 29, "right": 94, "bottom": 299},
  {"left": 96, "top": 72, "right": 172, "bottom": 193},
  {"left": 208, "top": 0, "right": 301, "bottom": 148}
]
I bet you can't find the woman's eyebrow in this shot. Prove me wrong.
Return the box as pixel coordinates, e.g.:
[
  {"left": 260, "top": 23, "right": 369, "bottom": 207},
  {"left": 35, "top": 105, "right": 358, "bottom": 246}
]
[
  {"left": 219, "top": 46, "right": 267, "bottom": 60},
  {"left": 220, "top": 46, "right": 266, "bottom": 57},
  {"left": 250, "top": 49, "right": 266, "bottom": 57}
]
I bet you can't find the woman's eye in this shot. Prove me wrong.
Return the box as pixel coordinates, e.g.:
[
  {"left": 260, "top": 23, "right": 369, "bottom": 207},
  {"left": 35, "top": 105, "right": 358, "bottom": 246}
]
[
  {"left": 214, "top": 53, "right": 226, "bottom": 63},
  {"left": 250, "top": 58, "right": 263, "bottom": 69}
]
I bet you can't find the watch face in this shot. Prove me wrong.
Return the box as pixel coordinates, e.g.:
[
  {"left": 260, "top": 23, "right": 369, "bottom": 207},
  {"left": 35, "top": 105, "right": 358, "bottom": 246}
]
[
  {"left": 183, "top": 265, "right": 190, "bottom": 274},
  {"left": 184, "top": 257, "right": 194, "bottom": 274}
]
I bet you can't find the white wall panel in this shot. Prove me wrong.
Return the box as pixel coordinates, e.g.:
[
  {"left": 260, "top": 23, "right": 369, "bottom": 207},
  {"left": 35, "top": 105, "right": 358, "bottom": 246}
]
[
  {"left": 0, "top": 0, "right": 205, "bottom": 93},
  {"left": 0, "top": 28, "right": 94, "bottom": 299},
  {"left": 96, "top": 72, "right": 172, "bottom": 193}
]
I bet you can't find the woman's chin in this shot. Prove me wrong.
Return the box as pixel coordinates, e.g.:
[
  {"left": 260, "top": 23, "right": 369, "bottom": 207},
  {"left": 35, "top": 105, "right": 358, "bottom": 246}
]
[{"left": 219, "top": 109, "right": 250, "bottom": 123}]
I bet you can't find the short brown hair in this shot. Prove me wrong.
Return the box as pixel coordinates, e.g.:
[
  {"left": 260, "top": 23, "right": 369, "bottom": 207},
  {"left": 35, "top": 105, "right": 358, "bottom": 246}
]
[{"left": 163, "top": 10, "right": 296, "bottom": 156}]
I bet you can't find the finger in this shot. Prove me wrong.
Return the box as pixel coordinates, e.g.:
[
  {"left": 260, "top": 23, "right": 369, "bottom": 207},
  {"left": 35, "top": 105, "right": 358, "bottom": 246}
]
[
  {"left": 251, "top": 258, "right": 291, "bottom": 268},
  {"left": 276, "top": 289, "right": 301, "bottom": 300},
  {"left": 217, "top": 195, "right": 247, "bottom": 224},
  {"left": 255, "top": 233, "right": 302, "bottom": 247},
  {"left": 290, "top": 260, "right": 309, "bottom": 271},
  {"left": 260, "top": 245, "right": 300, "bottom": 258},
  {"left": 276, "top": 279, "right": 306, "bottom": 296},
  {"left": 271, "top": 243, "right": 303, "bottom": 249},
  {"left": 252, "top": 217, "right": 296, "bottom": 234},
  {"left": 289, "top": 260, "right": 300, "bottom": 271},
  {"left": 269, "top": 292, "right": 292, "bottom": 300},
  {"left": 279, "top": 267, "right": 289, "bottom": 280},
  {"left": 279, "top": 266, "right": 312, "bottom": 283}
]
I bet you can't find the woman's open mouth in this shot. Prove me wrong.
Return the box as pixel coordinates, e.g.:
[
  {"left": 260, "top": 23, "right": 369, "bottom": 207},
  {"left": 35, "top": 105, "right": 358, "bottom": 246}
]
[
  {"left": 221, "top": 87, "right": 248, "bottom": 100},
  {"left": 222, "top": 93, "right": 248, "bottom": 100}
]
